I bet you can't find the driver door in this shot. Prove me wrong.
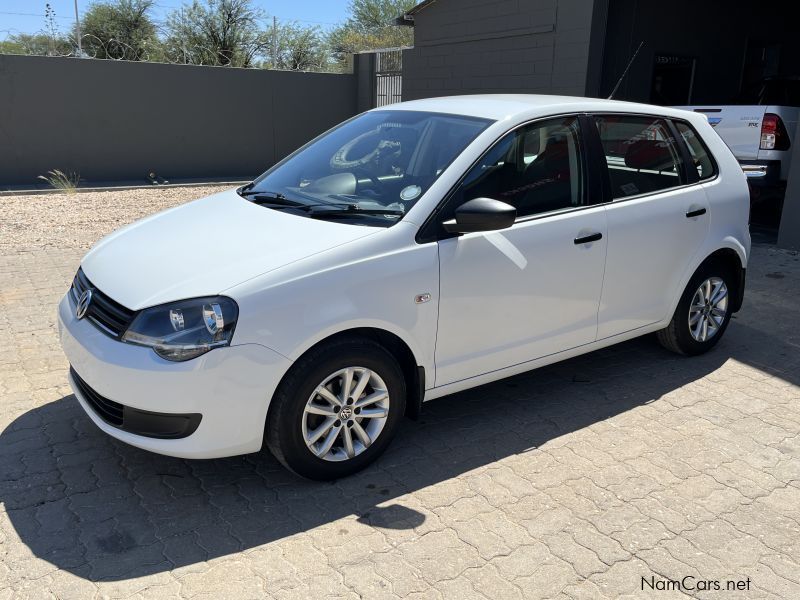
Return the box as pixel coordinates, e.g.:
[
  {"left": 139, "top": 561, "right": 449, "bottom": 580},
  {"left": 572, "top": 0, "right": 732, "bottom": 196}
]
[{"left": 434, "top": 117, "right": 608, "bottom": 386}]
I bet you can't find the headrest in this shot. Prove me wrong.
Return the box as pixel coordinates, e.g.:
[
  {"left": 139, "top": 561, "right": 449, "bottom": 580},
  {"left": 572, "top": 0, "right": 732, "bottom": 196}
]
[
  {"left": 624, "top": 139, "right": 674, "bottom": 171},
  {"left": 541, "top": 137, "right": 569, "bottom": 154}
]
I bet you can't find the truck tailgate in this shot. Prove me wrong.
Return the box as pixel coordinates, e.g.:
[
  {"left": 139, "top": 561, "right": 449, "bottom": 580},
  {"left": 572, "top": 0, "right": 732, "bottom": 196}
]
[{"left": 678, "top": 105, "right": 767, "bottom": 160}]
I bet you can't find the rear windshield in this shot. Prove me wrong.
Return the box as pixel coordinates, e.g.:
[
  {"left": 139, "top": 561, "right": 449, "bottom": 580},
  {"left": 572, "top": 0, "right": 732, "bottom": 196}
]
[
  {"left": 737, "top": 79, "right": 800, "bottom": 107},
  {"left": 761, "top": 79, "right": 800, "bottom": 106}
]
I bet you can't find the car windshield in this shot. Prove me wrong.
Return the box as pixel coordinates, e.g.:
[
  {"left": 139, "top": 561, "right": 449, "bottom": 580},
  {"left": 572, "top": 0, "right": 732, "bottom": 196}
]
[{"left": 241, "top": 110, "right": 493, "bottom": 225}]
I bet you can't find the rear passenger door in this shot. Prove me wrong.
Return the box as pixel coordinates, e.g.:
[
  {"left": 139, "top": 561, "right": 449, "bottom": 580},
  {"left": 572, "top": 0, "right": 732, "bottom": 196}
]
[{"left": 591, "top": 114, "right": 711, "bottom": 340}]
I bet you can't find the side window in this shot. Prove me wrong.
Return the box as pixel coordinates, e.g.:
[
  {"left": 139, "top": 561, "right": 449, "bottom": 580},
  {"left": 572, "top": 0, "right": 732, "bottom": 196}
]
[
  {"left": 674, "top": 121, "right": 716, "bottom": 180},
  {"left": 595, "top": 115, "right": 686, "bottom": 199},
  {"left": 456, "top": 117, "right": 584, "bottom": 219}
]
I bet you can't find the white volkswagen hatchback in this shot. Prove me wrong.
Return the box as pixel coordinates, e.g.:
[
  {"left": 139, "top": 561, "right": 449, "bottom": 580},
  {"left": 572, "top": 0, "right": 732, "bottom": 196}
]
[{"left": 59, "top": 95, "right": 750, "bottom": 479}]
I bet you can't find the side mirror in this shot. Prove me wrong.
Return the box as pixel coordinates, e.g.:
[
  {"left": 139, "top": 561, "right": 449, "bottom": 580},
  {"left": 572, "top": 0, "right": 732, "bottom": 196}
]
[{"left": 442, "top": 198, "right": 517, "bottom": 234}]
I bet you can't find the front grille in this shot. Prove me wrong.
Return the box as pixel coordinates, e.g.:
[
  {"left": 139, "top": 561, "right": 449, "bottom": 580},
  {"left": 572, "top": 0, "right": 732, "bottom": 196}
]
[
  {"left": 70, "top": 368, "right": 124, "bottom": 426},
  {"left": 71, "top": 268, "right": 136, "bottom": 338}
]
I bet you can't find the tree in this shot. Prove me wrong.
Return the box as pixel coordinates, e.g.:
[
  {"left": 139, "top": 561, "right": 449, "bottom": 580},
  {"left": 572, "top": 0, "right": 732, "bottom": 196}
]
[
  {"left": 328, "top": 0, "right": 416, "bottom": 59},
  {"left": 0, "top": 3, "right": 73, "bottom": 57},
  {"left": 0, "top": 33, "right": 73, "bottom": 57},
  {"left": 269, "top": 22, "right": 329, "bottom": 71},
  {"left": 163, "top": 0, "right": 266, "bottom": 67},
  {"left": 78, "top": 0, "right": 159, "bottom": 61}
]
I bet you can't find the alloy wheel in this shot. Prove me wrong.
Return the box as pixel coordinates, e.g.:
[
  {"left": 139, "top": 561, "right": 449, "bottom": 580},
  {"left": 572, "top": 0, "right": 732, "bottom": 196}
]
[
  {"left": 301, "top": 367, "right": 390, "bottom": 462},
  {"left": 688, "top": 277, "right": 728, "bottom": 342}
]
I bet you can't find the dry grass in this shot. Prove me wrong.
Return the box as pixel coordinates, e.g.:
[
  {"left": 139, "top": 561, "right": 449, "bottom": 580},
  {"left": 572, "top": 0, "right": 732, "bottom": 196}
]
[{"left": 37, "top": 169, "right": 80, "bottom": 193}]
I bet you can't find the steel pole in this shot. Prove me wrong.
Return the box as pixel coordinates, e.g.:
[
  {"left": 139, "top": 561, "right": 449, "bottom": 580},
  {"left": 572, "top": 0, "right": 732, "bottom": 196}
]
[{"left": 74, "top": 0, "right": 82, "bottom": 56}]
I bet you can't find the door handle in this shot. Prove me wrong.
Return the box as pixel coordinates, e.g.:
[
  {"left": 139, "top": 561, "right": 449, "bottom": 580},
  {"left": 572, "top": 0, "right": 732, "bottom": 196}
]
[
  {"left": 686, "top": 208, "right": 707, "bottom": 218},
  {"left": 574, "top": 232, "right": 603, "bottom": 245}
]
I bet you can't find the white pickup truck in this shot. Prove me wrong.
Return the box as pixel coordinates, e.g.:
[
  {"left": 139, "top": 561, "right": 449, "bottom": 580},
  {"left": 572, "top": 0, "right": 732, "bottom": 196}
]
[{"left": 679, "top": 77, "right": 798, "bottom": 205}]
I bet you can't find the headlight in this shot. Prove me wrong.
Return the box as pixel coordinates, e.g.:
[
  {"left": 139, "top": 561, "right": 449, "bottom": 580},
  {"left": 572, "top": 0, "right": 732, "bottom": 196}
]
[{"left": 122, "top": 297, "right": 238, "bottom": 361}]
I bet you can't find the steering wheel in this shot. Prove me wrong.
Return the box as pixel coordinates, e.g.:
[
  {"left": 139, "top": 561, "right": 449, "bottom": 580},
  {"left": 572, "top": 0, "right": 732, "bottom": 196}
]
[
  {"left": 352, "top": 166, "right": 383, "bottom": 190},
  {"left": 331, "top": 129, "right": 400, "bottom": 169},
  {"left": 331, "top": 130, "right": 382, "bottom": 168}
]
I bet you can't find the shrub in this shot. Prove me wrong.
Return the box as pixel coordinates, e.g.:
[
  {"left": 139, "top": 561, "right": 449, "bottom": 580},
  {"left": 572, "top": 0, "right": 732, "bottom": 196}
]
[{"left": 38, "top": 169, "right": 80, "bottom": 193}]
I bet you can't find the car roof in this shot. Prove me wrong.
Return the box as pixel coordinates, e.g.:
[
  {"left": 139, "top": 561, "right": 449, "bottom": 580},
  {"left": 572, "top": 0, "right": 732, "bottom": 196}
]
[{"left": 374, "top": 94, "right": 702, "bottom": 123}]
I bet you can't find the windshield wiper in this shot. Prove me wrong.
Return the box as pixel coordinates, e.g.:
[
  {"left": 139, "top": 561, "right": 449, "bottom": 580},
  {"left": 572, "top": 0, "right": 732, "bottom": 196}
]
[
  {"left": 250, "top": 198, "right": 353, "bottom": 211},
  {"left": 241, "top": 190, "right": 403, "bottom": 219},
  {"left": 240, "top": 189, "right": 296, "bottom": 203},
  {"left": 306, "top": 205, "right": 404, "bottom": 218},
  {"left": 241, "top": 190, "right": 344, "bottom": 209}
]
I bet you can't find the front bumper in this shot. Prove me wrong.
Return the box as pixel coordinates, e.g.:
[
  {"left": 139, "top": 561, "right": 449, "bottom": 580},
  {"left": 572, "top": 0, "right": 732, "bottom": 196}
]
[{"left": 58, "top": 293, "right": 291, "bottom": 459}]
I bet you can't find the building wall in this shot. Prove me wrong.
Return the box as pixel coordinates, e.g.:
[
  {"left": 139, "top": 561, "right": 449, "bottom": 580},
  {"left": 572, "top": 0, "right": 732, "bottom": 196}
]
[
  {"left": 0, "top": 55, "right": 359, "bottom": 186},
  {"left": 402, "top": 0, "right": 599, "bottom": 100},
  {"left": 597, "top": 0, "right": 800, "bottom": 103}
]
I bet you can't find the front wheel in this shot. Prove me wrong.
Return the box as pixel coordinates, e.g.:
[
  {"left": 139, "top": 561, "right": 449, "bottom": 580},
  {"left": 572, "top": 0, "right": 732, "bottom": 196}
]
[
  {"left": 657, "top": 263, "right": 735, "bottom": 356},
  {"left": 265, "top": 338, "right": 406, "bottom": 480}
]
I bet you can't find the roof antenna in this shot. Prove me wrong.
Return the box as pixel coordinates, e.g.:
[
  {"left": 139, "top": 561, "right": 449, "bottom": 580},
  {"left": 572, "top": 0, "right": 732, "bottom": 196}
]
[{"left": 608, "top": 41, "right": 644, "bottom": 100}]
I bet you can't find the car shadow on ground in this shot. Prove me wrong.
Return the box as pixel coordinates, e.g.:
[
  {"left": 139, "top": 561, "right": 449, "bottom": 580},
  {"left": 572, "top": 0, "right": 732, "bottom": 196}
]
[{"left": 6, "top": 308, "right": 798, "bottom": 584}]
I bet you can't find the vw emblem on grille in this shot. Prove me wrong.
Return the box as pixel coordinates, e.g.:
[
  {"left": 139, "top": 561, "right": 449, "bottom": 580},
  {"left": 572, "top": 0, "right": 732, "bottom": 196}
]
[{"left": 76, "top": 289, "right": 93, "bottom": 319}]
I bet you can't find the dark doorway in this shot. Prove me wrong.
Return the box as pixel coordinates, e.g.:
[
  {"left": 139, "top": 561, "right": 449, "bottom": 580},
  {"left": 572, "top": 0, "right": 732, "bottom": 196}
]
[{"left": 650, "top": 55, "right": 696, "bottom": 105}]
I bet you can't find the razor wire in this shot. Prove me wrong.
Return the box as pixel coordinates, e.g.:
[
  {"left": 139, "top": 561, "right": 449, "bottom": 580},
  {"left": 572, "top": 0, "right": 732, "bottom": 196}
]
[{"left": 0, "top": 30, "right": 307, "bottom": 68}]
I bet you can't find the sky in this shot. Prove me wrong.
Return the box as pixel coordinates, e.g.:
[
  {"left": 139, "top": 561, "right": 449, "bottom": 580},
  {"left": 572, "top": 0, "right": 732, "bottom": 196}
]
[{"left": 0, "top": 0, "right": 353, "bottom": 39}]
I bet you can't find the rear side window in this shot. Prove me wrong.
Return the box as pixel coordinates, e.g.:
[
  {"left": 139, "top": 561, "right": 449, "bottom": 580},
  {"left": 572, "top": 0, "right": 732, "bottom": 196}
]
[
  {"left": 594, "top": 115, "right": 686, "bottom": 199},
  {"left": 674, "top": 121, "right": 716, "bottom": 180}
]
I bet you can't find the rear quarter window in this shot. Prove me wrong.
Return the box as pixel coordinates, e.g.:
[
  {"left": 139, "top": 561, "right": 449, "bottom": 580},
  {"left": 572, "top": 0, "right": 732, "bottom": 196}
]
[{"left": 674, "top": 121, "right": 717, "bottom": 181}]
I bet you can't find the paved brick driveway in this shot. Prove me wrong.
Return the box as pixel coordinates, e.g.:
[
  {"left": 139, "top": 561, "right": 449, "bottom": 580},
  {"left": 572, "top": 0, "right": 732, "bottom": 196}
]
[{"left": 1, "top": 199, "right": 799, "bottom": 598}]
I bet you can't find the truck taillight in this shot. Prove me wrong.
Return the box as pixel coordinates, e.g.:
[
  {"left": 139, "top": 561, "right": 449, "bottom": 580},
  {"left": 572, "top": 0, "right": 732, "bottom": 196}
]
[
  {"left": 760, "top": 114, "right": 777, "bottom": 149},
  {"left": 760, "top": 113, "right": 791, "bottom": 151}
]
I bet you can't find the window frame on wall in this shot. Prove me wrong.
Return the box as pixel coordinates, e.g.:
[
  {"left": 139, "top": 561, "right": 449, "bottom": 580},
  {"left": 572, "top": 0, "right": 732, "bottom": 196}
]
[
  {"left": 649, "top": 54, "right": 697, "bottom": 105},
  {"left": 586, "top": 113, "right": 700, "bottom": 203}
]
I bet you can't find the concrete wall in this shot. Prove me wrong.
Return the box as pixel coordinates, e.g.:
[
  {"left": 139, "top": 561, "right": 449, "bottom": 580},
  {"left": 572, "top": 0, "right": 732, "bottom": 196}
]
[
  {"left": 402, "top": 0, "right": 599, "bottom": 100},
  {"left": 0, "top": 55, "right": 360, "bottom": 186},
  {"left": 597, "top": 0, "right": 800, "bottom": 103},
  {"left": 355, "top": 52, "right": 377, "bottom": 113},
  {"left": 778, "top": 120, "right": 800, "bottom": 250}
]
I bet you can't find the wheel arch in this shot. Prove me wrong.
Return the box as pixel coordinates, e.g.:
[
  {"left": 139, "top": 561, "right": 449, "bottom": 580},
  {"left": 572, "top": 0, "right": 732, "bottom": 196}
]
[
  {"left": 270, "top": 327, "right": 426, "bottom": 423},
  {"left": 677, "top": 244, "right": 746, "bottom": 316}
]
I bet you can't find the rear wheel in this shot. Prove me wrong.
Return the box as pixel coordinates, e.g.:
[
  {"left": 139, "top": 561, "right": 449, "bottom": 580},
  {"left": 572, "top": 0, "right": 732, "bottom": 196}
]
[
  {"left": 265, "top": 337, "right": 406, "bottom": 480},
  {"left": 657, "top": 262, "right": 735, "bottom": 356}
]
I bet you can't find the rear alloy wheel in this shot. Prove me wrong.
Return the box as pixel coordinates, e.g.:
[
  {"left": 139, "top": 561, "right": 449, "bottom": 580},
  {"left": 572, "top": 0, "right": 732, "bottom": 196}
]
[
  {"left": 657, "top": 263, "right": 734, "bottom": 356},
  {"left": 687, "top": 277, "right": 729, "bottom": 343},
  {"left": 266, "top": 338, "right": 406, "bottom": 480}
]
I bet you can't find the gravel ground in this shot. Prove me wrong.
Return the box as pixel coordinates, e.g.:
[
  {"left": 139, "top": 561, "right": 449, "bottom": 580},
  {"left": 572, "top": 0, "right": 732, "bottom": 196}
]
[
  {"left": 1, "top": 186, "right": 800, "bottom": 597},
  {"left": 0, "top": 185, "right": 232, "bottom": 252}
]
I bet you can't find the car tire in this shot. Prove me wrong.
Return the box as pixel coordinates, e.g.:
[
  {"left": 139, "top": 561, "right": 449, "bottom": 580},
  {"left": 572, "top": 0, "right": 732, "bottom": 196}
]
[
  {"left": 657, "top": 261, "right": 735, "bottom": 356},
  {"left": 265, "top": 337, "right": 406, "bottom": 480}
]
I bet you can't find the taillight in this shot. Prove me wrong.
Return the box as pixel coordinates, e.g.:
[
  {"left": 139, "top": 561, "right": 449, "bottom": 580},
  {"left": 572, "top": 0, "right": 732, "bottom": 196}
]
[
  {"left": 760, "top": 113, "right": 791, "bottom": 151},
  {"left": 760, "top": 114, "right": 777, "bottom": 149}
]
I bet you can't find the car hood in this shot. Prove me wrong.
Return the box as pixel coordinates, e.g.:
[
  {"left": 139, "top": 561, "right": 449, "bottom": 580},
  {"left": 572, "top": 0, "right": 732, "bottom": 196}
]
[{"left": 80, "top": 189, "right": 379, "bottom": 310}]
